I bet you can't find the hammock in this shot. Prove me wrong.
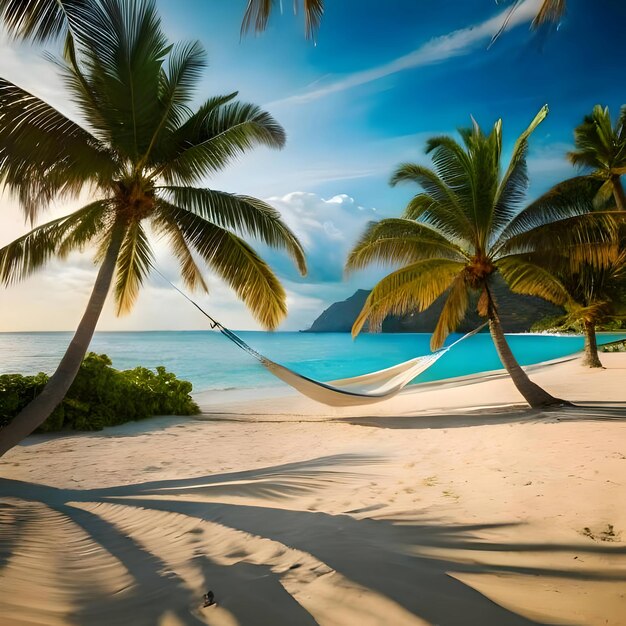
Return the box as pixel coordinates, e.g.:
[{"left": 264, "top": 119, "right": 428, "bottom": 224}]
[
  {"left": 259, "top": 328, "right": 484, "bottom": 406},
  {"left": 156, "top": 271, "right": 486, "bottom": 407}
]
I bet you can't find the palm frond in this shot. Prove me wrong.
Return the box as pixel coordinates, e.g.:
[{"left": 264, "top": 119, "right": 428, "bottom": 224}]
[
  {"left": 68, "top": 0, "right": 171, "bottom": 160},
  {"left": 0, "top": 78, "right": 116, "bottom": 221},
  {"left": 402, "top": 194, "right": 437, "bottom": 220},
  {"left": 351, "top": 258, "right": 464, "bottom": 338},
  {"left": 0, "top": 218, "right": 66, "bottom": 286},
  {"left": 490, "top": 0, "right": 566, "bottom": 47},
  {"left": 0, "top": 0, "right": 85, "bottom": 42},
  {"left": 56, "top": 200, "right": 113, "bottom": 258},
  {"left": 431, "top": 275, "right": 470, "bottom": 350},
  {"left": 139, "top": 40, "right": 208, "bottom": 167},
  {"left": 151, "top": 202, "right": 207, "bottom": 293},
  {"left": 0, "top": 201, "right": 109, "bottom": 285},
  {"left": 593, "top": 178, "right": 616, "bottom": 208},
  {"left": 494, "top": 176, "right": 605, "bottom": 245},
  {"left": 424, "top": 135, "right": 470, "bottom": 190},
  {"left": 532, "top": 0, "right": 567, "bottom": 27},
  {"left": 241, "top": 0, "right": 324, "bottom": 39},
  {"left": 492, "top": 105, "right": 549, "bottom": 237},
  {"left": 302, "top": 0, "right": 325, "bottom": 39},
  {"left": 567, "top": 105, "right": 626, "bottom": 177},
  {"left": 459, "top": 118, "right": 504, "bottom": 249},
  {"left": 159, "top": 186, "right": 306, "bottom": 275},
  {"left": 158, "top": 100, "right": 286, "bottom": 184},
  {"left": 617, "top": 105, "right": 626, "bottom": 144},
  {"left": 157, "top": 204, "right": 288, "bottom": 330},
  {"left": 390, "top": 163, "right": 473, "bottom": 240},
  {"left": 162, "top": 40, "right": 207, "bottom": 120},
  {"left": 345, "top": 218, "right": 466, "bottom": 274},
  {"left": 497, "top": 256, "right": 572, "bottom": 307},
  {"left": 424, "top": 134, "right": 488, "bottom": 235},
  {"left": 497, "top": 211, "right": 623, "bottom": 273},
  {"left": 114, "top": 220, "right": 154, "bottom": 315},
  {"left": 511, "top": 238, "right": 626, "bottom": 324}
]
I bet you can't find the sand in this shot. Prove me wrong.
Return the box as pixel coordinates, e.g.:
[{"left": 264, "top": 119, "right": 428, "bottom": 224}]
[{"left": 0, "top": 354, "right": 625, "bottom": 626}]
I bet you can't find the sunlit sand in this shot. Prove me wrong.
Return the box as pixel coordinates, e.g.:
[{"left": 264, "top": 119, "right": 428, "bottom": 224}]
[{"left": 1, "top": 354, "right": 625, "bottom": 625}]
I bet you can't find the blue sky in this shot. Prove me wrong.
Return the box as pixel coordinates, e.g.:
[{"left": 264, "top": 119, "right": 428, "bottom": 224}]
[{"left": 1, "top": 0, "right": 625, "bottom": 331}]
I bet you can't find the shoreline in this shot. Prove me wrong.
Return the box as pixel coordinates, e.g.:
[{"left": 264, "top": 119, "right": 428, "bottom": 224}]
[
  {"left": 192, "top": 349, "right": 585, "bottom": 409},
  {"left": 195, "top": 351, "right": 626, "bottom": 418}
]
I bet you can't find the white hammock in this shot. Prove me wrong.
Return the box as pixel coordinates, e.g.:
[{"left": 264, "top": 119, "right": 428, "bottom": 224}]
[
  {"left": 157, "top": 270, "right": 486, "bottom": 407},
  {"left": 259, "top": 331, "right": 479, "bottom": 407},
  {"left": 261, "top": 353, "right": 443, "bottom": 406}
]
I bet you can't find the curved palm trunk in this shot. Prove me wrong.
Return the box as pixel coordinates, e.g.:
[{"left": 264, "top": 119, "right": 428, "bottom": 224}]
[
  {"left": 488, "top": 313, "right": 567, "bottom": 408},
  {"left": 0, "top": 229, "right": 124, "bottom": 457},
  {"left": 582, "top": 319, "right": 603, "bottom": 368},
  {"left": 611, "top": 175, "right": 626, "bottom": 211}
]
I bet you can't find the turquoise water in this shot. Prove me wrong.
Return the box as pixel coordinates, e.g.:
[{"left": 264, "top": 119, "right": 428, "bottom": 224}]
[{"left": 0, "top": 331, "right": 624, "bottom": 394}]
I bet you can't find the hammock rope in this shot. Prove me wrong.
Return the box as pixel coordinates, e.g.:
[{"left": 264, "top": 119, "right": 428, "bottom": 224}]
[{"left": 154, "top": 268, "right": 487, "bottom": 406}]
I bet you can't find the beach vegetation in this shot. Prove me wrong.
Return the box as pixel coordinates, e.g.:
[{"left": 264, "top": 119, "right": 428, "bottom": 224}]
[
  {"left": 0, "top": 0, "right": 306, "bottom": 455},
  {"left": 522, "top": 177, "right": 626, "bottom": 367},
  {"left": 0, "top": 353, "right": 199, "bottom": 433},
  {"left": 346, "top": 107, "right": 623, "bottom": 407},
  {"left": 601, "top": 340, "right": 626, "bottom": 353}
]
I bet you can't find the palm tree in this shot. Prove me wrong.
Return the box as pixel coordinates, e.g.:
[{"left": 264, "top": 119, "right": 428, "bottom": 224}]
[
  {"left": 567, "top": 105, "right": 626, "bottom": 211},
  {"left": 345, "top": 107, "right": 621, "bottom": 408},
  {"left": 521, "top": 177, "right": 626, "bottom": 368},
  {"left": 558, "top": 256, "right": 626, "bottom": 368},
  {"left": 0, "top": 0, "right": 306, "bottom": 456}
]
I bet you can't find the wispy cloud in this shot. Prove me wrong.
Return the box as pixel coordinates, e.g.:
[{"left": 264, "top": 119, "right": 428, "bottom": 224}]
[{"left": 270, "top": 0, "right": 542, "bottom": 107}]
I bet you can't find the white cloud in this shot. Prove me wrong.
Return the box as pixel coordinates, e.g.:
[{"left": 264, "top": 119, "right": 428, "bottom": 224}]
[
  {"left": 269, "top": 0, "right": 542, "bottom": 107},
  {"left": 262, "top": 191, "right": 378, "bottom": 282}
]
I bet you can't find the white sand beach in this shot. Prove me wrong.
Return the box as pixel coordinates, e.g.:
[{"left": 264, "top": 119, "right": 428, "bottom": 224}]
[{"left": 1, "top": 354, "right": 625, "bottom": 626}]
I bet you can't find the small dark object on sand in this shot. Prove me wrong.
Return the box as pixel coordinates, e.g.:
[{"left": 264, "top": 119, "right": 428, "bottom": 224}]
[{"left": 203, "top": 591, "right": 215, "bottom": 608}]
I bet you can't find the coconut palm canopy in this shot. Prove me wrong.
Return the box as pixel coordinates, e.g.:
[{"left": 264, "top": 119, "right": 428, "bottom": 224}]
[
  {"left": 346, "top": 108, "right": 618, "bottom": 349},
  {"left": 517, "top": 176, "right": 626, "bottom": 367},
  {"left": 567, "top": 105, "right": 626, "bottom": 210},
  {"left": 0, "top": 0, "right": 306, "bottom": 327}
]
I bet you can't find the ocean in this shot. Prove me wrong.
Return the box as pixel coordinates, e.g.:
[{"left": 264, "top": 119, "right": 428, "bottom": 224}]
[{"left": 1, "top": 330, "right": 624, "bottom": 395}]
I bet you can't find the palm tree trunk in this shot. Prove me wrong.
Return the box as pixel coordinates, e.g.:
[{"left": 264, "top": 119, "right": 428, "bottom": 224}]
[
  {"left": 0, "top": 229, "right": 124, "bottom": 457},
  {"left": 488, "top": 308, "right": 567, "bottom": 408},
  {"left": 581, "top": 319, "right": 603, "bottom": 368},
  {"left": 611, "top": 175, "right": 626, "bottom": 211}
]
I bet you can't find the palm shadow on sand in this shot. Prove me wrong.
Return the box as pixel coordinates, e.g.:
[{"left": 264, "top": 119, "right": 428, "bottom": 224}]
[
  {"left": 343, "top": 403, "right": 626, "bottom": 430},
  {"left": 2, "top": 453, "right": 625, "bottom": 625}
]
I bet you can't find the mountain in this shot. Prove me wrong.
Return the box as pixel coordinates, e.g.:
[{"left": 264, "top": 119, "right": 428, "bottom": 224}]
[
  {"left": 306, "top": 289, "right": 372, "bottom": 333},
  {"left": 304, "top": 276, "right": 562, "bottom": 333}
]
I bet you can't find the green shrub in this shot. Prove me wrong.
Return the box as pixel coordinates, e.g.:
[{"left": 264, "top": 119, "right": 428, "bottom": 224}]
[
  {"left": 531, "top": 316, "right": 626, "bottom": 334},
  {"left": 0, "top": 353, "right": 200, "bottom": 433},
  {"left": 601, "top": 340, "right": 626, "bottom": 353},
  {"left": 530, "top": 315, "right": 579, "bottom": 333}
]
